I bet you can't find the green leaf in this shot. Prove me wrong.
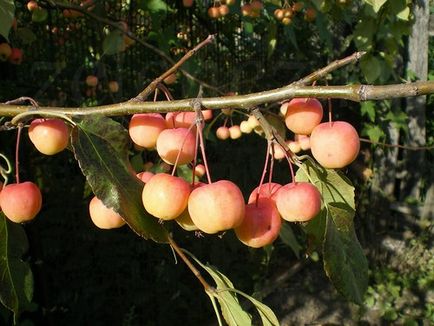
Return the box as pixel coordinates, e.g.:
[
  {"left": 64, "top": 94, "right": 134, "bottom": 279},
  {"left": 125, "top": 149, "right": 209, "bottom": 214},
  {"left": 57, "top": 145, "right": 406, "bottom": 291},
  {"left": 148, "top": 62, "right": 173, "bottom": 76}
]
[
  {"left": 71, "top": 116, "right": 168, "bottom": 243},
  {"left": 361, "top": 101, "right": 376, "bottom": 122},
  {"left": 360, "top": 54, "right": 382, "bottom": 83},
  {"left": 353, "top": 19, "right": 375, "bottom": 51},
  {"left": 31, "top": 8, "right": 48, "bottom": 23},
  {"left": 0, "top": 0, "right": 14, "bottom": 40},
  {"left": 138, "top": 0, "right": 169, "bottom": 12},
  {"left": 396, "top": 6, "right": 410, "bottom": 21},
  {"left": 0, "top": 213, "right": 34, "bottom": 322},
  {"left": 102, "top": 30, "right": 125, "bottom": 55},
  {"left": 279, "top": 223, "right": 302, "bottom": 258},
  {"left": 323, "top": 204, "right": 368, "bottom": 304},
  {"left": 16, "top": 27, "right": 36, "bottom": 45},
  {"left": 363, "top": 0, "right": 388, "bottom": 13},
  {"left": 364, "top": 124, "right": 384, "bottom": 142},
  {"left": 267, "top": 22, "right": 277, "bottom": 59},
  {"left": 295, "top": 160, "right": 355, "bottom": 210}
]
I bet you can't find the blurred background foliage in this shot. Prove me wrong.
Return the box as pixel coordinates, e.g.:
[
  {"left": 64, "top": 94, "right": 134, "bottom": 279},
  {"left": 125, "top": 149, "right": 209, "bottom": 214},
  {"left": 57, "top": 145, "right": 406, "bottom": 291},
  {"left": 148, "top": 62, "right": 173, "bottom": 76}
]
[{"left": 0, "top": 0, "right": 433, "bottom": 325}]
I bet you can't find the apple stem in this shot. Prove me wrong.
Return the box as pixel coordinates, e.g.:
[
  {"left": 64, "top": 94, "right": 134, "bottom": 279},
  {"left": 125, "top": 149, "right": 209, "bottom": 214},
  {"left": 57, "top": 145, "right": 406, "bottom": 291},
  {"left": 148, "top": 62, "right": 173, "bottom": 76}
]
[
  {"left": 328, "top": 97, "right": 333, "bottom": 125},
  {"left": 153, "top": 88, "right": 159, "bottom": 102},
  {"left": 282, "top": 146, "right": 296, "bottom": 184},
  {"left": 255, "top": 140, "right": 272, "bottom": 206},
  {"left": 168, "top": 235, "right": 213, "bottom": 292},
  {"left": 15, "top": 124, "right": 23, "bottom": 184},
  {"left": 191, "top": 125, "right": 201, "bottom": 186},
  {"left": 197, "top": 123, "right": 212, "bottom": 184},
  {"left": 171, "top": 123, "right": 196, "bottom": 177}
]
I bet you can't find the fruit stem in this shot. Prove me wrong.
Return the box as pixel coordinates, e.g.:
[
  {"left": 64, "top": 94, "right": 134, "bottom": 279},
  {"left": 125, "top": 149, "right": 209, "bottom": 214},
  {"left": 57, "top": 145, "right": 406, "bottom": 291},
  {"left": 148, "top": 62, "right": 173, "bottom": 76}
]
[
  {"left": 255, "top": 140, "right": 271, "bottom": 205},
  {"left": 328, "top": 97, "right": 333, "bottom": 125},
  {"left": 15, "top": 124, "right": 22, "bottom": 184},
  {"left": 282, "top": 146, "right": 296, "bottom": 184},
  {"left": 171, "top": 123, "right": 196, "bottom": 177},
  {"left": 153, "top": 88, "right": 159, "bottom": 102},
  {"left": 197, "top": 123, "right": 212, "bottom": 184},
  {"left": 168, "top": 235, "right": 213, "bottom": 292}
]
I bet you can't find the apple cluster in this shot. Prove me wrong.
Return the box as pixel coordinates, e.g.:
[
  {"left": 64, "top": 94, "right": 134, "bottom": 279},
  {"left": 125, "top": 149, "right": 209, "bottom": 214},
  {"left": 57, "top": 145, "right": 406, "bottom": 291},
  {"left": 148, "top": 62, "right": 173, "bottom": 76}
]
[
  {"left": 0, "top": 43, "right": 23, "bottom": 65},
  {"left": 274, "top": 2, "right": 317, "bottom": 25},
  {"left": 0, "top": 96, "right": 360, "bottom": 251}
]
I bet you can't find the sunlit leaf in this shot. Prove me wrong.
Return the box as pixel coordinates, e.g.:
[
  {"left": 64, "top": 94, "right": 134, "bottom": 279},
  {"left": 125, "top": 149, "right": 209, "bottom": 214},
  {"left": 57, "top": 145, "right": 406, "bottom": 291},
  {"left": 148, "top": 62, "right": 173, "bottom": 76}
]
[
  {"left": 323, "top": 204, "right": 368, "bottom": 305},
  {"left": 0, "top": 213, "right": 34, "bottom": 322},
  {"left": 363, "top": 0, "right": 387, "bottom": 13},
  {"left": 71, "top": 116, "right": 168, "bottom": 243},
  {"left": 0, "top": 0, "right": 14, "bottom": 40}
]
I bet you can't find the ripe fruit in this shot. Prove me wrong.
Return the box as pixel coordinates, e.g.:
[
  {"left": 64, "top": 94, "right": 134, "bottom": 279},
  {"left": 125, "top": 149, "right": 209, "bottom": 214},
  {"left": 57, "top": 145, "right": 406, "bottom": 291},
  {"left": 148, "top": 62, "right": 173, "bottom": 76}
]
[
  {"left": 129, "top": 113, "right": 166, "bottom": 149},
  {"left": 194, "top": 164, "right": 206, "bottom": 178},
  {"left": 234, "top": 198, "right": 282, "bottom": 248},
  {"left": 216, "top": 126, "right": 230, "bottom": 140},
  {"left": 296, "top": 134, "right": 311, "bottom": 151},
  {"left": 142, "top": 173, "right": 190, "bottom": 220},
  {"left": 248, "top": 182, "right": 282, "bottom": 204},
  {"left": 8, "top": 48, "right": 23, "bottom": 65},
  {"left": 283, "top": 98, "right": 323, "bottom": 135},
  {"left": 27, "top": 1, "right": 39, "bottom": 11},
  {"left": 28, "top": 118, "right": 70, "bottom": 155},
  {"left": 182, "top": 0, "right": 194, "bottom": 7},
  {"left": 86, "top": 75, "right": 98, "bottom": 87},
  {"left": 275, "top": 182, "right": 321, "bottom": 222},
  {"left": 208, "top": 6, "right": 220, "bottom": 19},
  {"left": 0, "top": 43, "right": 12, "bottom": 61},
  {"left": 156, "top": 128, "right": 196, "bottom": 165},
  {"left": 165, "top": 111, "right": 212, "bottom": 129},
  {"left": 108, "top": 81, "right": 119, "bottom": 93},
  {"left": 241, "top": 4, "right": 252, "bottom": 16},
  {"left": 247, "top": 115, "right": 260, "bottom": 128},
  {"left": 0, "top": 182, "right": 42, "bottom": 223},
  {"left": 271, "top": 142, "right": 285, "bottom": 160},
  {"left": 188, "top": 180, "right": 245, "bottom": 234},
  {"left": 88, "top": 196, "right": 126, "bottom": 229},
  {"left": 219, "top": 4, "right": 230, "bottom": 16},
  {"left": 288, "top": 140, "right": 301, "bottom": 153},
  {"left": 229, "top": 125, "right": 242, "bottom": 139},
  {"left": 274, "top": 9, "right": 284, "bottom": 20},
  {"left": 176, "top": 182, "right": 204, "bottom": 231},
  {"left": 240, "top": 120, "right": 253, "bottom": 134},
  {"left": 304, "top": 7, "right": 317, "bottom": 21},
  {"left": 310, "top": 121, "right": 360, "bottom": 168}
]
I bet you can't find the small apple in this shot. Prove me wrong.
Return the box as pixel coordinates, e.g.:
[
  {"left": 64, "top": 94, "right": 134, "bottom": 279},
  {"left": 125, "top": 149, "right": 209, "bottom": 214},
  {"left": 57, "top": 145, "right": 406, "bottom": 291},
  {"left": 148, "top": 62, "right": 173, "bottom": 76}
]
[
  {"left": 8, "top": 48, "right": 23, "bottom": 65},
  {"left": 89, "top": 196, "right": 126, "bottom": 229},
  {"left": 0, "top": 43, "right": 12, "bottom": 61},
  {"left": 310, "top": 121, "right": 360, "bottom": 168},
  {"left": 182, "top": 0, "right": 194, "bottom": 7},
  {"left": 27, "top": 1, "right": 39, "bottom": 11},
  {"left": 234, "top": 198, "right": 282, "bottom": 248},
  {"left": 142, "top": 173, "right": 191, "bottom": 220},
  {"left": 208, "top": 6, "right": 220, "bottom": 19},
  {"left": 85, "top": 75, "right": 98, "bottom": 87},
  {"left": 229, "top": 125, "right": 242, "bottom": 139},
  {"left": 283, "top": 98, "right": 323, "bottom": 135},
  {"left": 108, "top": 80, "right": 119, "bottom": 93},
  {"left": 188, "top": 180, "right": 245, "bottom": 234},
  {"left": 129, "top": 113, "right": 166, "bottom": 149},
  {"left": 248, "top": 182, "right": 282, "bottom": 204},
  {"left": 219, "top": 4, "right": 230, "bottom": 16},
  {"left": 0, "top": 182, "right": 42, "bottom": 223},
  {"left": 156, "top": 128, "right": 196, "bottom": 165},
  {"left": 136, "top": 171, "right": 154, "bottom": 183},
  {"left": 216, "top": 126, "right": 230, "bottom": 140},
  {"left": 28, "top": 118, "right": 70, "bottom": 155},
  {"left": 275, "top": 182, "right": 321, "bottom": 222}
]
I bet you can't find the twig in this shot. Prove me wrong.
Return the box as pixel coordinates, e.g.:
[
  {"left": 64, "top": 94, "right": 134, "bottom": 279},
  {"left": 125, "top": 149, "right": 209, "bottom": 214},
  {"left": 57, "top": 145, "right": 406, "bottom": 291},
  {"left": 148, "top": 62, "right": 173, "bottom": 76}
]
[
  {"left": 359, "top": 137, "right": 434, "bottom": 150},
  {"left": 132, "top": 35, "right": 216, "bottom": 102},
  {"left": 168, "top": 235, "right": 213, "bottom": 292},
  {"left": 42, "top": 1, "right": 220, "bottom": 94}
]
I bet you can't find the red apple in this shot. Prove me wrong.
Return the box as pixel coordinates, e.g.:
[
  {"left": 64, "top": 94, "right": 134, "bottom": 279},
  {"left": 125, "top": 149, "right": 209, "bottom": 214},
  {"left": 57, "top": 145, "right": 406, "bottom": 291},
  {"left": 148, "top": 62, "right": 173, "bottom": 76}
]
[
  {"left": 310, "top": 121, "right": 360, "bottom": 168},
  {"left": 8, "top": 48, "right": 23, "bottom": 65},
  {"left": 234, "top": 198, "right": 282, "bottom": 248},
  {"left": 142, "top": 173, "right": 190, "bottom": 220},
  {"left": 188, "top": 180, "right": 245, "bottom": 234},
  {"left": 129, "top": 113, "right": 166, "bottom": 149},
  {"left": 0, "top": 43, "right": 12, "bottom": 61},
  {"left": 89, "top": 196, "right": 126, "bottom": 229},
  {"left": 275, "top": 182, "right": 321, "bottom": 222},
  {"left": 28, "top": 118, "right": 70, "bottom": 155},
  {"left": 156, "top": 128, "right": 196, "bottom": 165},
  {"left": 283, "top": 98, "right": 323, "bottom": 135},
  {"left": 85, "top": 75, "right": 98, "bottom": 87},
  {"left": 0, "top": 182, "right": 42, "bottom": 223}
]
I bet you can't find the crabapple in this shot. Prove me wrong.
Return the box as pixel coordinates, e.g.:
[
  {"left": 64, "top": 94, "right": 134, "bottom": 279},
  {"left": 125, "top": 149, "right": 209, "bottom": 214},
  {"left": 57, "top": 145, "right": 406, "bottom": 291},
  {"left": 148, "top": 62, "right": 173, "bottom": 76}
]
[
  {"left": 188, "top": 180, "right": 245, "bottom": 234},
  {"left": 0, "top": 43, "right": 12, "bottom": 61},
  {"left": 175, "top": 182, "right": 204, "bottom": 231},
  {"left": 283, "top": 98, "right": 323, "bottom": 135},
  {"left": 194, "top": 164, "right": 206, "bottom": 178},
  {"left": 129, "top": 113, "right": 166, "bottom": 149},
  {"left": 229, "top": 125, "right": 242, "bottom": 139},
  {"left": 142, "top": 173, "right": 190, "bottom": 220},
  {"left": 108, "top": 81, "right": 119, "bottom": 93},
  {"left": 156, "top": 128, "right": 196, "bottom": 165},
  {"left": 0, "top": 182, "right": 42, "bottom": 223},
  {"left": 86, "top": 75, "right": 98, "bottom": 87},
  {"left": 8, "top": 48, "right": 23, "bottom": 65},
  {"left": 275, "top": 182, "right": 321, "bottom": 222},
  {"left": 165, "top": 111, "right": 212, "bottom": 129},
  {"left": 247, "top": 115, "right": 260, "bottom": 128},
  {"left": 288, "top": 140, "right": 301, "bottom": 153},
  {"left": 310, "top": 121, "right": 360, "bottom": 168},
  {"left": 234, "top": 198, "right": 282, "bottom": 248},
  {"left": 27, "top": 1, "right": 39, "bottom": 11},
  {"left": 219, "top": 4, "right": 230, "bottom": 16},
  {"left": 88, "top": 196, "right": 126, "bottom": 229},
  {"left": 182, "top": 0, "right": 194, "bottom": 7},
  {"left": 28, "top": 118, "right": 70, "bottom": 155},
  {"left": 248, "top": 182, "right": 282, "bottom": 204},
  {"left": 295, "top": 134, "right": 311, "bottom": 151},
  {"left": 216, "top": 126, "right": 230, "bottom": 140},
  {"left": 240, "top": 121, "right": 252, "bottom": 133}
]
